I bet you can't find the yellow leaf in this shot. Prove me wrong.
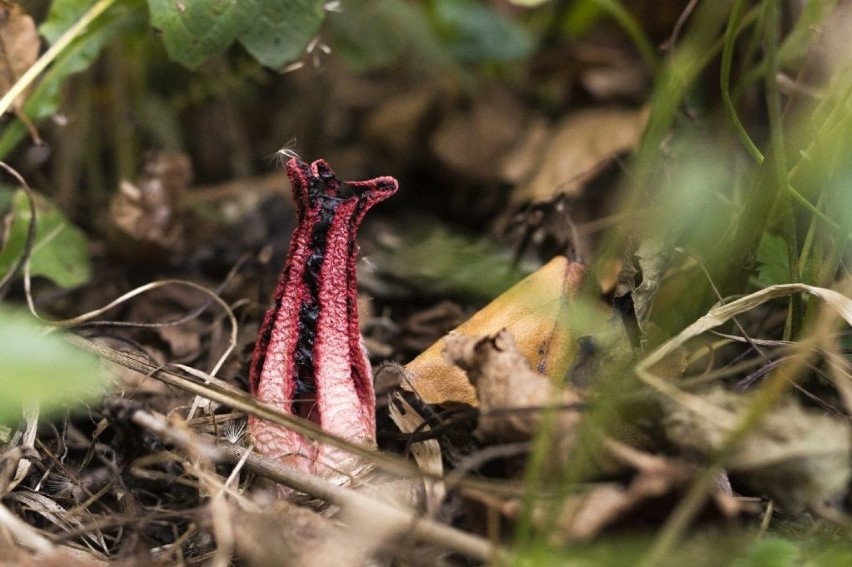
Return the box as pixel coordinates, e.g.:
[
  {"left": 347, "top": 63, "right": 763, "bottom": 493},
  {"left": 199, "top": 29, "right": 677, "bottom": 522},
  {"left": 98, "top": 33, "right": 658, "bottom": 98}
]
[{"left": 404, "top": 257, "right": 595, "bottom": 405}]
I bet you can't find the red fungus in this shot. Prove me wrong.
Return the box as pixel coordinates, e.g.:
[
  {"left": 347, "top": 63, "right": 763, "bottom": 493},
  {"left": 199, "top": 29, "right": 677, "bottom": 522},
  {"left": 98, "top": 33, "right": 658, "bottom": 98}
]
[{"left": 248, "top": 157, "right": 397, "bottom": 482}]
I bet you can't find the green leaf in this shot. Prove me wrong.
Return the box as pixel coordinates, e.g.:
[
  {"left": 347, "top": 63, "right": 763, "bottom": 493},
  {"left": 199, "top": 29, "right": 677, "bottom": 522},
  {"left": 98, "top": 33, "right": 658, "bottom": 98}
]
[
  {"left": 330, "top": 0, "right": 452, "bottom": 72},
  {"left": 433, "top": 0, "right": 534, "bottom": 64},
  {"left": 147, "top": 0, "right": 250, "bottom": 69},
  {"left": 0, "top": 307, "right": 106, "bottom": 421},
  {"left": 148, "top": 0, "right": 324, "bottom": 69},
  {"left": 563, "top": 0, "right": 605, "bottom": 35},
  {"left": 755, "top": 232, "right": 790, "bottom": 288},
  {"left": 238, "top": 0, "right": 324, "bottom": 68},
  {"left": 732, "top": 538, "right": 800, "bottom": 567},
  {"left": 0, "top": 0, "right": 143, "bottom": 158},
  {"left": 0, "top": 189, "right": 91, "bottom": 288},
  {"left": 376, "top": 220, "right": 531, "bottom": 299}
]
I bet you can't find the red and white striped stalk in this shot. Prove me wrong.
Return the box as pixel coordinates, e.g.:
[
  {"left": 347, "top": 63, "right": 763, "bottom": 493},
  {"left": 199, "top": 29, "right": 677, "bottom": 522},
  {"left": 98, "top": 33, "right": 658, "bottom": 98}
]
[{"left": 248, "top": 157, "right": 397, "bottom": 482}]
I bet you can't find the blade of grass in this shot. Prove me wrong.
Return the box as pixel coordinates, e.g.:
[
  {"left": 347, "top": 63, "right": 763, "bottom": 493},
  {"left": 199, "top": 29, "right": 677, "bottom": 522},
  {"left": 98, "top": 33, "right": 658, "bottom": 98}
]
[
  {"left": 762, "top": 0, "right": 803, "bottom": 337},
  {"left": 722, "top": 0, "right": 762, "bottom": 162}
]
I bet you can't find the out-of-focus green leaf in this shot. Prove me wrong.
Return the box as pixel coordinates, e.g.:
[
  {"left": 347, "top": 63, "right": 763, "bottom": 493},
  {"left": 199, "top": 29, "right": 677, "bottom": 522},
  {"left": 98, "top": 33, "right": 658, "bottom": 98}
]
[
  {"left": 0, "top": 307, "right": 106, "bottom": 421},
  {"left": 754, "top": 232, "right": 789, "bottom": 288},
  {"left": 0, "top": 0, "right": 144, "bottom": 158},
  {"left": 0, "top": 189, "right": 91, "bottom": 288},
  {"left": 148, "top": 0, "right": 324, "bottom": 70},
  {"left": 731, "top": 537, "right": 800, "bottom": 567},
  {"left": 433, "top": 0, "right": 534, "bottom": 63},
  {"left": 563, "top": 0, "right": 604, "bottom": 36},
  {"left": 330, "top": 0, "right": 451, "bottom": 72},
  {"left": 238, "top": 0, "right": 324, "bottom": 68},
  {"left": 147, "top": 0, "right": 250, "bottom": 69},
  {"left": 372, "top": 220, "right": 531, "bottom": 300}
]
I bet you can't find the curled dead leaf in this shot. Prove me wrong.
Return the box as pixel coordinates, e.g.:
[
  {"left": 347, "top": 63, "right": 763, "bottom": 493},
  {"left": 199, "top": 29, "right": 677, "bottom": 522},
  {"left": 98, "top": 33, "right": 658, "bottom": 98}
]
[
  {"left": 403, "top": 257, "right": 594, "bottom": 406},
  {"left": 0, "top": 1, "right": 41, "bottom": 143},
  {"left": 662, "top": 387, "right": 851, "bottom": 512},
  {"left": 108, "top": 152, "right": 193, "bottom": 259},
  {"left": 0, "top": 1, "right": 39, "bottom": 112},
  {"left": 443, "top": 330, "right": 583, "bottom": 443}
]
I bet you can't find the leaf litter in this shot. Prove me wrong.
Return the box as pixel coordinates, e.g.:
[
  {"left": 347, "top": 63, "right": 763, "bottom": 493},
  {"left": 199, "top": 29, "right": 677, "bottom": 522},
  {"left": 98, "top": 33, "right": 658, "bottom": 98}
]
[{"left": 2, "top": 2, "right": 852, "bottom": 564}]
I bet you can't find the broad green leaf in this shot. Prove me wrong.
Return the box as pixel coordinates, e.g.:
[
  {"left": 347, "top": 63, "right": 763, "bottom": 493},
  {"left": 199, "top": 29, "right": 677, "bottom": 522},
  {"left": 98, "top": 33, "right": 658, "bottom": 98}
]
[
  {"left": 330, "top": 0, "right": 452, "bottom": 72},
  {"left": 238, "top": 0, "right": 324, "bottom": 68},
  {"left": 0, "top": 307, "right": 106, "bottom": 421},
  {"left": 0, "top": 0, "right": 144, "bottom": 158},
  {"left": 433, "top": 0, "right": 533, "bottom": 63},
  {"left": 147, "top": 0, "right": 250, "bottom": 69},
  {"left": 148, "top": 0, "right": 324, "bottom": 69},
  {"left": 0, "top": 189, "right": 91, "bottom": 288}
]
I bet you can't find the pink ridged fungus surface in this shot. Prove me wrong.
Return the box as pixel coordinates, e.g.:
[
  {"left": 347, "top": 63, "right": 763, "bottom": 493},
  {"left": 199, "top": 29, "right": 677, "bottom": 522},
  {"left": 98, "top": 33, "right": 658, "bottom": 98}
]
[{"left": 249, "top": 157, "right": 397, "bottom": 479}]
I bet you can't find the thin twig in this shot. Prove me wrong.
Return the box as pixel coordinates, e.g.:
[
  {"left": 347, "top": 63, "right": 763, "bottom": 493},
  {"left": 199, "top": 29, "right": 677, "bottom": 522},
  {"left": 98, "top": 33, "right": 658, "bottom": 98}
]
[
  {"left": 67, "top": 334, "right": 417, "bottom": 479},
  {"left": 212, "top": 437, "right": 504, "bottom": 563},
  {"left": 122, "top": 402, "right": 502, "bottom": 563}
]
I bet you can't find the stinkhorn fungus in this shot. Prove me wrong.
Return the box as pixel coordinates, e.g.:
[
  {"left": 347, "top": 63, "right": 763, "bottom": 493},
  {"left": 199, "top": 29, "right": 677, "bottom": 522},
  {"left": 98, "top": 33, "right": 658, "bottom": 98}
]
[{"left": 248, "top": 157, "right": 398, "bottom": 484}]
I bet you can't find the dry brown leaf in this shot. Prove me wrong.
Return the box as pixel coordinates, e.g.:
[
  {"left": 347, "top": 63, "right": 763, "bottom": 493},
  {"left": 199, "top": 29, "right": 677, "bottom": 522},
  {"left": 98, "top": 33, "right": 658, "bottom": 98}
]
[
  {"left": 365, "top": 86, "right": 439, "bottom": 161},
  {"left": 662, "top": 387, "right": 851, "bottom": 512},
  {"left": 443, "top": 330, "right": 583, "bottom": 443},
  {"left": 431, "top": 87, "right": 529, "bottom": 182},
  {"left": 544, "top": 463, "right": 694, "bottom": 541},
  {"left": 403, "top": 257, "right": 593, "bottom": 406},
  {"left": 517, "top": 439, "right": 739, "bottom": 542},
  {"left": 547, "top": 484, "right": 636, "bottom": 541},
  {"left": 108, "top": 152, "right": 193, "bottom": 259},
  {"left": 505, "top": 107, "right": 649, "bottom": 206},
  {"left": 500, "top": 116, "right": 549, "bottom": 185},
  {"left": 0, "top": 1, "right": 38, "bottom": 112},
  {"left": 233, "top": 499, "right": 333, "bottom": 566}
]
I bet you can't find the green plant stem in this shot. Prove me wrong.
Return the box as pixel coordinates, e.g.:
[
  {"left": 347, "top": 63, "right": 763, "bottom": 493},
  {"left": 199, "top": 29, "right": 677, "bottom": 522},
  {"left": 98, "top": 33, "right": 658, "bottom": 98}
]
[
  {"left": 718, "top": 4, "right": 847, "bottom": 243},
  {"left": 819, "top": 217, "right": 851, "bottom": 287},
  {"left": 594, "top": 0, "right": 733, "bottom": 286},
  {"left": 695, "top": 6, "right": 760, "bottom": 83},
  {"left": 0, "top": 0, "right": 117, "bottom": 118},
  {"left": 763, "top": 1, "right": 802, "bottom": 337},
  {"left": 721, "top": 0, "right": 763, "bottom": 163},
  {"left": 798, "top": 191, "right": 823, "bottom": 278}
]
